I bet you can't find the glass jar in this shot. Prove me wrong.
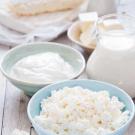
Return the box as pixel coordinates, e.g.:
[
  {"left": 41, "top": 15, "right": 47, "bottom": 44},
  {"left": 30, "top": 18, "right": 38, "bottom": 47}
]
[
  {"left": 87, "top": 0, "right": 116, "bottom": 16},
  {"left": 86, "top": 14, "right": 135, "bottom": 97}
]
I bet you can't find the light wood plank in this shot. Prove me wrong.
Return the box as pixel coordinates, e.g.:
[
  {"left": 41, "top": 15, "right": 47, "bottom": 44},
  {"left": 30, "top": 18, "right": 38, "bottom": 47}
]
[
  {"left": 125, "top": 117, "right": 135, "bottom": 135},
  {"left": 31, "top": 127, "right": 36, "bottom": 135},
  {"left": 18, "top": 94, "right": 31, "bottom": 131},
  {"left": 0, "top": 45, "right": 9, "bottom": 62},
  {"left": 1, "top": 82, "right": 31, "bottom": 135},
  {"left": 54, "top": 34, "right": 73, "bottom": 45},
  {"left": 0, "top": 45, "right": 9, "bottom": 134},
  {"left": 0, "top": 74, "right": 6, "bottom": 134}
]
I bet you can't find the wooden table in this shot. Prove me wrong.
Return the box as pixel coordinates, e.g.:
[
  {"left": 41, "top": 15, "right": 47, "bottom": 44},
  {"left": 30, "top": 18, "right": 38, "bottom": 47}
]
[
  {"left": 0, "top": 35, "right": 135, "bottom": 135},
  {"left": 1, "top": 1, "right": 135, "bottom": 134}
]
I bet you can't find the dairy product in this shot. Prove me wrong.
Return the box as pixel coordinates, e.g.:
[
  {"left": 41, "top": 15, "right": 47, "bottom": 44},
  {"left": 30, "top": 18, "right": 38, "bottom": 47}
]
[
  {"left": 100, "top": 31, "right": 134, "bottom": 50},
  {"left": 80, "top": 26, "right": 96, "bottom": 47},
  {"left": 79, "top": 12, "right": 98, "bottom": 22},
  {"left": 78, "top": 12, "right": 98, "bottom": 47},
  {"left": 102, "top": 19, "right": 124, "bottom": 30},
  {"left": 35, "top": 87, "right": 129, "bottom": 135},
  {"left": 8, "top": 0, "right": 84, "bottom": 16},
  {"left": 79, "top": 12, "right": 98, "bottom": 33},
  {"left": 12, "top": 129, "right": 29, "bottom": 135},
  {"left": 87, "top": 30, "right": 135, "bottom": 97},
  {"left": 10, "top": 52, "right": 75, "bottom": 84}
]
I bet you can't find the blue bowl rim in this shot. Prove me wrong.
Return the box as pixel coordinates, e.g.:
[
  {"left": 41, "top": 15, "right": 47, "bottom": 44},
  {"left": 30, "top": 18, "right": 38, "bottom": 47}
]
[
  {"left": 0, "top": 42, "right": 86, "bottom": 86},
  {"left": 27, "top": 79, "right": 135, "bottom": 135}
]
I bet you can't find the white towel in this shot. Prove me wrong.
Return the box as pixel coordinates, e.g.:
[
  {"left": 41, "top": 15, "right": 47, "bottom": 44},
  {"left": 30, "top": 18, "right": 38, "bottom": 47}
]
[{"left": 0, "top": 0, "right": 88, "bottom": 46}]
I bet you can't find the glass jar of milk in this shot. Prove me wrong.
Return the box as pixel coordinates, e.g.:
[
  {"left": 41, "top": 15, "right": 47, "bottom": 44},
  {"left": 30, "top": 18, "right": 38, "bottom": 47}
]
[{"left": 86, "top": 14, "right": 135, "bottom": 97}]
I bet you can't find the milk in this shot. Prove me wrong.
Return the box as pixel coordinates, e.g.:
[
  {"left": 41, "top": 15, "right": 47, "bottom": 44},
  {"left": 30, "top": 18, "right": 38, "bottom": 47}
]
[
  {"left": 100, "top": 31, "right": 134, "bottom": 50},
  {"left": 87, "top": 31, "right": 135, "bottom": 97}
]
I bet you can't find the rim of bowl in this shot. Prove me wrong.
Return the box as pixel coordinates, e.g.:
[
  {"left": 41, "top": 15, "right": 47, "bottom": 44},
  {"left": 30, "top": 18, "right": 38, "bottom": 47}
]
[
  {"left": 27, "top": 79, "right": 135, "bottom": 135},
  {"left": 0, "top": 42, "right": 86, "bottom": 86},
  {"left": 67, "top": 21, "right": 96, "bottom": 50}
]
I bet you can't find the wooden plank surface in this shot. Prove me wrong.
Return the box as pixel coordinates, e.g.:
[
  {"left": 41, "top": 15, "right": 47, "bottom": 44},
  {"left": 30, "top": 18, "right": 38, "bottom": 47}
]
[
  {"left": 1, "top": 82, "right": 30, "bottom": 135},
  {"left": 126, "top": 117, "right": 135, "bottom": 135},
  {"left": 0, "top": 1, "right": 135, "bottom": 134},
  {"left": 0, "top": 45, "right": 9, "bottom": 134},
  {"left": 0, "top": 73, "right": 6, "bottom": 135}
]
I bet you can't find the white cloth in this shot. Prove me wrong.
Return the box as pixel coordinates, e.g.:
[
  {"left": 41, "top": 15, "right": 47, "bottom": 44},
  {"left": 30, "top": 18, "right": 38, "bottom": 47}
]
[{"left": 0, "top": 0, "right": 88, "bottom": 46}]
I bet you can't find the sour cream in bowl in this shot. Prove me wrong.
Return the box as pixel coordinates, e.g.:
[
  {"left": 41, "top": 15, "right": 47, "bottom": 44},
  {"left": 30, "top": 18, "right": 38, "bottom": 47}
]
[
  {"left": 0, "top": 42, "right": 85, "bottom": 96},
  {"left": 10, "top": 52, "right": 75, "bottom": 84}
]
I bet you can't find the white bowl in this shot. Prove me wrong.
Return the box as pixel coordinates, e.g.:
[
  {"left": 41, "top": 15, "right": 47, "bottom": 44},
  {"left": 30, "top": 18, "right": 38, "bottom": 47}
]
[
  {"left": 28, "top": 79, "right": 135, "bottom": 135},
  {"left": 68, "top": 21, "right": 96, "bottom": 53},
  {"left": 1, "top": 42, "right": 85, "bottom": 96}
]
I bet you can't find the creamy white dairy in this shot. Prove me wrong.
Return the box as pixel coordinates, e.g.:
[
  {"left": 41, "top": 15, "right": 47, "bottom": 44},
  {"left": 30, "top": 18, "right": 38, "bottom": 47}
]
[
  {"left": 103, "top": 19, "right": 121, "bottom": 27},
  {"left": 10, "top": 52, "right": 75, "bottom": 84},
  {"left": 10, "top": 0, "right": 52, "bottom": 4},
  {"left": 100, "top": 31, "right": 134, "bottom": 50},
  {"left": 87, "top": 31, "right": 135, "bottom": 97},
  {"left": 35, "top": 87, "right": 129, "bottom": 135}
]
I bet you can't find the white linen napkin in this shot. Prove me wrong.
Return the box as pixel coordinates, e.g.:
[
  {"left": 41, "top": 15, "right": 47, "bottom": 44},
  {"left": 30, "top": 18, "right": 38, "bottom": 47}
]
[{"left": 0, "top": 0, "right": 88, "bottom": 46}]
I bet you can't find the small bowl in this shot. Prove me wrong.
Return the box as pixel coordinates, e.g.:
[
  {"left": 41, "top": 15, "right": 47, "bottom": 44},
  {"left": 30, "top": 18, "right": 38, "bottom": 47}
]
[
  {"left": 68, "top": 21, "right": 96, "bottom": 54},
  {"left": 28, "top": 79, "right": 135, "bottom": 135},
  {"left": 0, "top": 42, "right": 85, "bottom": 96}
]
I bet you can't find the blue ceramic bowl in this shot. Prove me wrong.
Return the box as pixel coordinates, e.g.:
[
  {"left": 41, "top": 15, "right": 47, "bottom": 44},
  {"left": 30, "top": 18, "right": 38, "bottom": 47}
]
[
  {"left": 0, "top": 42, "right": 85, "bottom": 96},
  {"left": 28, "top": 79, "right": 135, "bottom": 135}
]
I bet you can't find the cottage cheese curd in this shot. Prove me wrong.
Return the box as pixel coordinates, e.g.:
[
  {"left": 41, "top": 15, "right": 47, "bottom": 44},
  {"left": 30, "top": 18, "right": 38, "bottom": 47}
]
[
  {"left": 10, "top": 52, "right": 75, "bottom": 84},
  {"left": 35, "top": 87, "right": 129, "bottom": 135}
]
